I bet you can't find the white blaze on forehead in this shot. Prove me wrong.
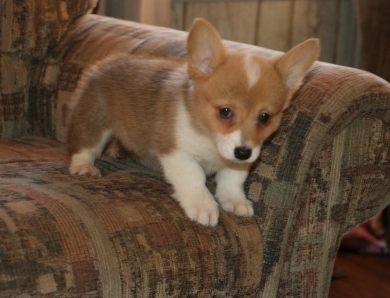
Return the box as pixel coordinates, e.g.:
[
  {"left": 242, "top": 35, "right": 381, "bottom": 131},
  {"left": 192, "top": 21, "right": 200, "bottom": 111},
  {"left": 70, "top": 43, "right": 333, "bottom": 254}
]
[{"left": 244, "top": 55, "right": 261, "bottom": 89}]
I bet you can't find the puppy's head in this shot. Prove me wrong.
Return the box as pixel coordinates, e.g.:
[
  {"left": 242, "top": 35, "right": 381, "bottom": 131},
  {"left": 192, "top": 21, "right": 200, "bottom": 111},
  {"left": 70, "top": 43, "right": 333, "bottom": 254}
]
[{"left": 187, "top": 18, "right": 320, "bottom": 163}]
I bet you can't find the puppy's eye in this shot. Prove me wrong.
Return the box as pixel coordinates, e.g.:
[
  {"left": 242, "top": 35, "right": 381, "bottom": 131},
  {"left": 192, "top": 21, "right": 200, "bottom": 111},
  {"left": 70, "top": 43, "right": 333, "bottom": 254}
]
[
  {"left": 258, "top": 113, "right": 271, "bottom": 124},
  {"left": 219, "top": 108, "right": 233, "bottom": 119}
]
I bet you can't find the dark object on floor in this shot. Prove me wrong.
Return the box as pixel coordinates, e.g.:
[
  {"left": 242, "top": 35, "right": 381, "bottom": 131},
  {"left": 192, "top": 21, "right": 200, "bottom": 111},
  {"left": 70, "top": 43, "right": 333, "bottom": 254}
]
[
  {"left": 331, "top": 265, "right": 349, "bottom": 280},
  {"left": 340, "top": 215, "right": 388, "bottom": 255}
]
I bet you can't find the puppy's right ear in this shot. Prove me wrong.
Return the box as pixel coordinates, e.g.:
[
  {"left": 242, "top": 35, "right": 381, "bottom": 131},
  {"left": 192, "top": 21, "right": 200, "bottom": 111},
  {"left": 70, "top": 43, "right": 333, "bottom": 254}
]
[{"left": 187, "top": 18, "right": 227, "bottom": 79}]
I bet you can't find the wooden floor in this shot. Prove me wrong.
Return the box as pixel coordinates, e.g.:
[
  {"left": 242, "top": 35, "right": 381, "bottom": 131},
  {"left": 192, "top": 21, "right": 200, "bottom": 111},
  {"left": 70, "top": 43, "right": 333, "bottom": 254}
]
[{"left": 329, "top": 253, "right": 390, "bottom": 298}]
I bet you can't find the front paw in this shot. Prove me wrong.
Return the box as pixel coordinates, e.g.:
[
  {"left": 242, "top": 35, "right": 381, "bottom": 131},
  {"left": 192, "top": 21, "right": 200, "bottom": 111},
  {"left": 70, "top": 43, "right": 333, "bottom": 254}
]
[
  {"left": 69, "top": 164, "right": 101, "bottom": 177},
  {"left": 180, "top": 197, "right": 219, "bottom": 227},
  {"left": 218, "top": 196, "right": 254, "bottom": 217}
]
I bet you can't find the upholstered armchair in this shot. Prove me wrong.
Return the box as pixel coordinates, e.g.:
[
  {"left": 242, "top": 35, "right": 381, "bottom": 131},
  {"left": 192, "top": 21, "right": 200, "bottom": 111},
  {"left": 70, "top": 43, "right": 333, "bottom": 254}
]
[{"left": 1, "top": 1, "right": 390, "bottom": 297}]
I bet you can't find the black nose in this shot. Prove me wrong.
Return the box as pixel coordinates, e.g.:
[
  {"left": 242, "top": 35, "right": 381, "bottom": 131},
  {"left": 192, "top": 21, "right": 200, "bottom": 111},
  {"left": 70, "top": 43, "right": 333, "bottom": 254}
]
[{"left": 234, "top": 146, "right": 252, "bottom": 160}]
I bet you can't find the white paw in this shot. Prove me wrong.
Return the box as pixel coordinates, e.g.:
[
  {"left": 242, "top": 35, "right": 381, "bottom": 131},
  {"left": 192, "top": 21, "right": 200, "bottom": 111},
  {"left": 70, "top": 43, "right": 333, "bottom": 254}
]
[
  {"left": 181, "top": 199, "right": 219, "bottom": 227},
  {"left": 69, "top": 164, "right": 101, "bottom": 177},
  {"left": 219, "top": 198, "right": 254, "bottom": 217}
]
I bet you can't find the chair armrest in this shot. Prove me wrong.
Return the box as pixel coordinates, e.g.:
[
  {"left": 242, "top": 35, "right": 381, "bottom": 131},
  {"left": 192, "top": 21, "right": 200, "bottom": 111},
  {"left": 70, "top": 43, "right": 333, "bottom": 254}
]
[
  {"left": 251, "top": 62, "right": 390, "bottom": 296},
  {"left": 43, "top": 15, "right": 390, "bottom": 297}
]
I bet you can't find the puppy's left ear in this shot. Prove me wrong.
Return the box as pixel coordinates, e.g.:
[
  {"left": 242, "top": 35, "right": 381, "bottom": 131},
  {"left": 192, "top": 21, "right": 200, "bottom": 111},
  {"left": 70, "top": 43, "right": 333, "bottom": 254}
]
[
  {"left": 275, "top": 38, "right": 320, "bottom": 94},
  {"left": 187, "top": 18, "right": 227, "bottom": 79}
]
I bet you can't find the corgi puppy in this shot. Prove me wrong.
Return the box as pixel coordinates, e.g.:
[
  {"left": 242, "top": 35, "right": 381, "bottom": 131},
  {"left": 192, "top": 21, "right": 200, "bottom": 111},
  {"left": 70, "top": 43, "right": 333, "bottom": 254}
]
[{"left": 67, "top": 18, "right": 320, "bottom": 227}]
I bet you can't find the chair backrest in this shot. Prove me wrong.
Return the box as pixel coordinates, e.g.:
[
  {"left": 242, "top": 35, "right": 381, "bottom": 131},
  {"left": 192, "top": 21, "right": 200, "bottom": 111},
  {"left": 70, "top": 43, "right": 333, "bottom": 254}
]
[{"left": 0, "top": 0, "right": 97, "bottom": 138}]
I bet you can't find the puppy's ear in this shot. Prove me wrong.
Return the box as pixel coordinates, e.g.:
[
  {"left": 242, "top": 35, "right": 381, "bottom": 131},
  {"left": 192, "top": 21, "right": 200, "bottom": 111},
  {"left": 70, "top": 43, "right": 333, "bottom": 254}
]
[
  {"left": 275, "top": 38, "right": 320, "bottom": 93},
  {"left": 187, "top": 18, "right": 227, "bottom": 79}
]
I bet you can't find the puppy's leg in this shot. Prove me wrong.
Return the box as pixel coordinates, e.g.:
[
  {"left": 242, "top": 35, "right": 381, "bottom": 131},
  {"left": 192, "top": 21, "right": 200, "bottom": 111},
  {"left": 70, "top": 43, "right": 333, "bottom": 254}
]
[
  {"left": 159, "top": 150, "right": 219, "bottom": 227},
  {"left": 215, "top": 167, "right": 254, "bottom": 217},
  {"left": 69, "top": 130, "right": 112, "bottom": 177}
]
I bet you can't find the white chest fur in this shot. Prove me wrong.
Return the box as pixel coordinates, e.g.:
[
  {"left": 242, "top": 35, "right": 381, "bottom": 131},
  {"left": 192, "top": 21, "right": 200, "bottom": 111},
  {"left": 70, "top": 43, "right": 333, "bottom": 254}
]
[{"left": 174, "top": 100, "right": 225, "bottom": 175}]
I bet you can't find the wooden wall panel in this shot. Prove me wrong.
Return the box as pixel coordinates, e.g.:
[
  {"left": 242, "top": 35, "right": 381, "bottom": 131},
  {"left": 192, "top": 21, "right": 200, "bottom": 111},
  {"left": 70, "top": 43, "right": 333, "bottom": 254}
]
[
  {"left": 291, "top": 0, "right": 319, "bottom": 46},
  {"left": 99, "top": 0, "right": 172, "bottom": 27},
  {"left": 336, "top": 0, "right": 362, "bottom": 68},
  {"left": 315, "top": 0, "right": 340, "bottom": 63},
  {"left": 97, "top": 0, "right": 363, "bottom": 68},
  {"left": 172, "top": 0, "right": 363, "bottom": 68},
  {"left": 171, "top": 2, "right": 185, "bottom": 30},
  {"left": 256, "top": 1, "right": 294, "bottom": 52},
  {"left": 356, "top": 0, "right": 390, "bottom": 80},
  {"left": 172, "top": 1, "right": 259, "bottom": 44},
  {"left": 139, "top": 0, "right": 172, "bottom": 27}
]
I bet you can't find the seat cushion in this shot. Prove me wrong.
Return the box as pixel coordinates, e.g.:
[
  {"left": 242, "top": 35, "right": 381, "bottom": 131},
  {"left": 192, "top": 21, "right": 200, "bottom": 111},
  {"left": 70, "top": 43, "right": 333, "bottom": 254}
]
[{"left": 0, "top": 137, "right": 263, "bottom": 297}]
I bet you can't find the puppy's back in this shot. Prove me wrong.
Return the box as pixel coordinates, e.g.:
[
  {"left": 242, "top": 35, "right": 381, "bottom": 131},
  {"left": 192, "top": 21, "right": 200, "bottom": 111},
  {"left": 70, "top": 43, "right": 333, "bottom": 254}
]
[{"left": 67, "top": 54, "right": 189, "bottom": 158}]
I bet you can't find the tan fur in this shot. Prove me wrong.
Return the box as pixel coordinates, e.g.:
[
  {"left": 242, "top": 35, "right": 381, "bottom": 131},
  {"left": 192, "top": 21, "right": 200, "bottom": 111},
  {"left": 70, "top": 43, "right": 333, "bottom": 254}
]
[
  {"left": 67, "top": 18, "right": 320, "bottom": 226},
  {"left": 67, "top": 56, "right": 187, "bottom": 159}
]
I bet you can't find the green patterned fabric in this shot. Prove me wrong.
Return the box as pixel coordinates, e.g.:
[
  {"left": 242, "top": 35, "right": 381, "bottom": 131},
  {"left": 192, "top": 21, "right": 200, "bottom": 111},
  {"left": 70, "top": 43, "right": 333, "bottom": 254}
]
[{"left": 1, "top": 1, "right": 390, "bottom": 297}]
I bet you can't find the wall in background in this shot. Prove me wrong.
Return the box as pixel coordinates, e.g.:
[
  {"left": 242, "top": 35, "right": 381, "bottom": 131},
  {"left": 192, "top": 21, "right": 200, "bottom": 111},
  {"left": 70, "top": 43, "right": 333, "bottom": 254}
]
[
  {"left": 355, "top": 0, "right": 390, "bottom": 82},
  {"left": 96, "top": 0, "right": 172, "bottom": 27},
  {"left": 96, "top": 0, "right": 363, "bottom": 68}
]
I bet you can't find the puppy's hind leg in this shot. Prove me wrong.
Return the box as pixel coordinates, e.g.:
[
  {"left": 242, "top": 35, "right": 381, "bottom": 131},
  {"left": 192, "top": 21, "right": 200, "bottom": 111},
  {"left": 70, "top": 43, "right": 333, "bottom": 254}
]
[{"left": 69, "top": 130, "right": 112, "bottom": 177}]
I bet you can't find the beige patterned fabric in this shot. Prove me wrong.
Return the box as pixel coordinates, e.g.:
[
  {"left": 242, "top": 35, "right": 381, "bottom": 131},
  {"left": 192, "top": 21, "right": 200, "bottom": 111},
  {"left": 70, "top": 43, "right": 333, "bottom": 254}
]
[
  {"left": 0, "top": 137, "right": 262, "bottom": 297},
  {"left": 1, "top": 1, "right": 390, "bottom": 297}
]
